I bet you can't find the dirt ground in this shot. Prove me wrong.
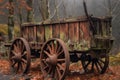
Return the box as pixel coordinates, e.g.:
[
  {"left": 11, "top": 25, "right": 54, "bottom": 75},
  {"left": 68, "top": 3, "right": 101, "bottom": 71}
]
[{"left": 0, "top": 59, "right": 120, "bottom": 80}]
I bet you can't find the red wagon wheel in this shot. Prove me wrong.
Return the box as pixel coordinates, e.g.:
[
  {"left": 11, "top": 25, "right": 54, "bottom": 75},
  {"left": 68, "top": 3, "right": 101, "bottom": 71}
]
[
  {"left": 40, "top": 38, "right": 70, "bottom": 80},
  {"left": 9, "top": 38, "right": 31, "bottom": 74},
  {"left": 81, "top": 51, "right": 109, "bottom": 74}
]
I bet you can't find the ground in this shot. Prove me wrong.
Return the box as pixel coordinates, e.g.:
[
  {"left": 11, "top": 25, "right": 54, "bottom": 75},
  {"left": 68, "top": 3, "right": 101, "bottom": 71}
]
[{"left": 0, "top": 58, "right": 120, "bottom": 80}]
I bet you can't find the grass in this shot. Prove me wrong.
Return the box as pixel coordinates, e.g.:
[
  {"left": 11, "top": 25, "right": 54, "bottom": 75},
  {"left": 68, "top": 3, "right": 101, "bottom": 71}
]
[
  {"left": 0, "top": 24, "right": 20, "bottom": 36},
  {"left": 110, "top": 53, "right": 120, "bottom": 66},
  {"left": 0, "top": 24, "right": 8, "bottom": 35}
]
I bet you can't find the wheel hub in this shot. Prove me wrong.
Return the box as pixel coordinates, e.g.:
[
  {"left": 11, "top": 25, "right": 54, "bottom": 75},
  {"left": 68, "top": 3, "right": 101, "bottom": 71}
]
[
  {"left": 46, "top": 54, "right": 57, "bottom": 65},
  {"left": 14, "top": 53, "right": 22, "bottom": 62}
]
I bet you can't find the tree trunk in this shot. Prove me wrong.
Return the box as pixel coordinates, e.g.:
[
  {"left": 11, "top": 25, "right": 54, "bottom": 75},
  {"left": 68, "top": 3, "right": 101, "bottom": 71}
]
[
  {"left": 8, "top": 0, "right": 14, "bottom": 41},
  {"left": 40, "top": 0, "right": 49, "bottom": 20},
  {"left": 27, "top": 0, "right": 34, "bottom": 22}
]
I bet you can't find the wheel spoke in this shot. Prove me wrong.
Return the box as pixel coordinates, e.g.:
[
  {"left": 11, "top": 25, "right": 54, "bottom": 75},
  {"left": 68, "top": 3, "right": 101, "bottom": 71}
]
[
  {"left": 42, "top": 59, "right": 48, "bottom": 67},
  {"left": 11, "top": 50, "right": 16, "bottom": 55},
  {"left": 44, "top": 50, "right": 51, "bottom": 57},
  {"left": 51, "top": 42, "right": 55, "bottom": 54},
  {"left": 16, "top": 62, "right": 20, "bottom": 72},
  {"left": 99, "top": 58, "right": 105, "bottom": 64},
  {"left": 56, "top": 66, "right": 62, "bottom": 79},
  {"left": 48, "top": 65, "right": 52, "bottom": 74},
  {"left": 43, "top": 65, "right": 49, "bottom": 70},
  {"left": 22, "top": 51, "right": 27, "bottom": 57},
  {"left": 21, "top": 45, "right": 25, "bottom": 54},
  {"left": 12, "top": 61, "right": 17, "bottom": 67},
  {"left": 97, "top": 61, "right": 103, "bottom": 70},
  {"left": 51, "top": 66, "right": 56, "bottom": 78},
  {"left": 13, "top": 44, "right": 19, "bottom": 53},
  {"left": 20, "top": 62, "right": 23, "bottom": 71},
  {"left": 57, "top": 46, "right": 61, "bottom": 54},
  {"left": 16, "top": 41, "right": 21, "bottom": 52},
  {"left": 57, "top": 63, "right": 64, "bottom": 71},
  {"left": 47, "top": 44, "right": 52, "bottom": 54},
  {"left": 57, "top": 50, "right": 64, "bottom": 57},
  {"left": 91, "top": 61, "right": 94, "bottom": 71},
  {"left": 95, "top": 61, "right": 100, "bottom": 72},
  {"left": 57, "top": 59, "right": 65, "bottom": 62},
  {"left": 11, "top": 56, "right": 16, "bottom": 60},
  {"left": 21, "top": 58, "right": 27, "bottom": 64},
  {"left": 84, "top": 60, "right": 91, "bottom": 69},
  {"left": 19, "top": 40, "right": 22, "bottom": 50}
]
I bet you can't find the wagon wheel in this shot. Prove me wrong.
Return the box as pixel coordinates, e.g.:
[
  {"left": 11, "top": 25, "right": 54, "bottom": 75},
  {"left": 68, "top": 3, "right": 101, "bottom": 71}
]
[
  {"left": 81, "top": 51, "right": 109, "bottom": 74},
  {"left": 40, "top": 38, "right": 70, "bottom": 80},
  {"left": 9, "top": 38, "right": 31, "bottom": 74}
]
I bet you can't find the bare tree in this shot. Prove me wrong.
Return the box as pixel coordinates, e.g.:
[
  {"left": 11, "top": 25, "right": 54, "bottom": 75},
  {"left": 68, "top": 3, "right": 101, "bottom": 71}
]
[
  {"left": 26, "top": 0, "right": 34, "bottom": 22},
  {"left": 8, "top": 0, "right": 14, "bottom": 41},
  {"left": 39, "top": 0, "right": 49, "bottom": 20}
]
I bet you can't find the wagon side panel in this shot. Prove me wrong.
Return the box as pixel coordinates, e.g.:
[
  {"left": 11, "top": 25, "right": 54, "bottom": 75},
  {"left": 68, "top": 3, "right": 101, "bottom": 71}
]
[
  {"left": 45, "top": 25, "right": 53, "bottom": 41},
  {"left": 60, "top": 23, "right": 69, "bottom": 42},
  {"left": 58, "top": 21, "right": 91, "bottom": 51},
  {"left": 21, "top": 26, "right": 29, "bottom": 41},
  {"left": 36, "top": 25, "right": 45, "bottom": 43},
  {"left": 78, "top": 21, "right": 91, "bottom": 50},
  {"left": 74, "top": 22, "right": 80, "bottom": 43},
  {"left": 52, "top": 24, "right": 60, "bottom": 38},
  {"left": 68, "top": 23, "right": 75, "bottom": 43}
]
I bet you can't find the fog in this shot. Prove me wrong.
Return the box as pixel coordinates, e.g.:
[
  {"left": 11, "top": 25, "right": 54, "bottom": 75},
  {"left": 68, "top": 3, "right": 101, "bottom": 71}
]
[
  {"left": 33, "top": 0, "right": 120, "bottom": 53},
  {"left": 33, "top": 0, "right": 110, "bottom": 21},
  {"left": 0, "top": 0, "right": 120, "bottom": 53}
]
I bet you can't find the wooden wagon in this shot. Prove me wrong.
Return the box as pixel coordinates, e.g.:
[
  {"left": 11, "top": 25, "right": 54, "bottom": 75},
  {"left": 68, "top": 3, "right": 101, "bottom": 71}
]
[{"left": 8, "top": 15, "right": 114, "bottom": 79}]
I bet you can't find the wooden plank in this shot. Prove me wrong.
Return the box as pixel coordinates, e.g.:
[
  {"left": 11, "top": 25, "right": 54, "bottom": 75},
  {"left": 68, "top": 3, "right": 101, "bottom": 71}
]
[
  {"left": 23, "top": 27, "right": 29, "bottom": 41},
  {"left": 101, "top": 21, "right": 106, "bottom": 36},
  {"left": 68, "top": 23, "right": 74, "bottom": 42},
  {"left": 37, "top": 25, "right": 45, "bottom": 42},
  {"left": 79, "top": 22, "right": 84, "bottom": 41},
  {"left": 80, "top": 22, "right": 90, "bottom": 41},
  {"left": 28, "top": 27, "right": 34, "bottom": 42},
  {"left": 106, "top": 21, "right": 110, "bottom": 36},
  {"left": 33, "top": 26, "right": 37, "bottom": 41},
  {"left": 52, "top": 24, "right": 60, "bottom": 38},
  {"left": 85, "top": 22, "right": 91, "bottom": 40},
  {"left": 74, "top": 22, "right": 79, "bottom": 42},
  {"left": 45, "top": 24, "right": 52, "bottom": 41},
  {"left": 60, "top": 23, "right": 69, "bottom": 42}
]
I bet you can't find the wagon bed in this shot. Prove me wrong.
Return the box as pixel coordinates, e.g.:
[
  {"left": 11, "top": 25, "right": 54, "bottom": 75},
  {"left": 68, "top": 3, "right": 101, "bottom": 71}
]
[{"left": 21, "top": 16, "right": 113, "bottom": 51}]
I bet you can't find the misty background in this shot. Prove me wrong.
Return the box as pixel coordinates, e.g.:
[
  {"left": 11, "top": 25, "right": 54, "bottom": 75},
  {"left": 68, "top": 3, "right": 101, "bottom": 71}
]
[{"left": 0, "top": 0, "right": 120, "bottom": 53}]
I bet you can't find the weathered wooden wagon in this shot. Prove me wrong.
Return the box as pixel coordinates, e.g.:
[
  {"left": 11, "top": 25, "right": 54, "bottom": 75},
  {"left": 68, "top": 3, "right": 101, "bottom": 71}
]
[
  {"left": 9, "top": 16, "right": 113, "bottom": 80},
  {"left": 8, "top": 1, "right": 114, "bottom": 80}
]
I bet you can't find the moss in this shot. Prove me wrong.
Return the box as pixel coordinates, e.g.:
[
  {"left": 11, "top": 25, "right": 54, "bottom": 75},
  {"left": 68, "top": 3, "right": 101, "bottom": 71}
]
[
  {"left": 0, "top": 24, "right": 20, "bottom": 36},
  {"left": 110, "top": 53, "right": 120, "bottom": 66},
  {"left": 45, "top": 26, "right": 52, "bottom": 41}
]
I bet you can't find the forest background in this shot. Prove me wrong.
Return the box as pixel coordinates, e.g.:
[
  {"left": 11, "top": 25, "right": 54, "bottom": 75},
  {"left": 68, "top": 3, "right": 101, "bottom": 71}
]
[{"left": 0, "top": 0, "right": 120, "bottom": 54}]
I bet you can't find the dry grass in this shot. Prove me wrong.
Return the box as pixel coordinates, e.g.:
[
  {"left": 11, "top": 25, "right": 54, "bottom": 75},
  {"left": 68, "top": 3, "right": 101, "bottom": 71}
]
[
  {"left": 0, "top": 24, "right": 20, "bottom": 36},
  {"left": 110, "top": 53, "right": 120, "bottom": 66}
]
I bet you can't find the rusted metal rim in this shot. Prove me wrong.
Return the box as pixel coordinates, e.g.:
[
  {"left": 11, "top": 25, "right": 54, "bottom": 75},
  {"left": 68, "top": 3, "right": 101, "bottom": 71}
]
[
  {"left": 40, "top": 38, "right": 70, "bottom": 80},
  {"left": 9, "top": 38, "right": 31, "bottom": 74},
  {"left": 81, "top": 51, "right": 109, "bottom": 74}
]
